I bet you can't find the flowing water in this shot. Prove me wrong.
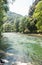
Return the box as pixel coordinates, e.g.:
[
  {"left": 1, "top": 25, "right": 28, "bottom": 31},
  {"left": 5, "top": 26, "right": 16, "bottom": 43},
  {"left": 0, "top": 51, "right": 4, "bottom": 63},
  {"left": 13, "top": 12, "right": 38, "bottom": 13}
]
[{"left": 0, "top": 33, "right": 42, "bottom": 65}]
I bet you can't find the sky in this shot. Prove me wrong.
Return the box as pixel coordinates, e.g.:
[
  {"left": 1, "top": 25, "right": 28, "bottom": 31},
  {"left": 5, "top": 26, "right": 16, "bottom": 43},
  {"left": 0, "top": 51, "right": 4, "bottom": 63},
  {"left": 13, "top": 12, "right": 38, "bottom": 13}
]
[{"left": 9, "top": 0, "right": 34, "bottom": 16}]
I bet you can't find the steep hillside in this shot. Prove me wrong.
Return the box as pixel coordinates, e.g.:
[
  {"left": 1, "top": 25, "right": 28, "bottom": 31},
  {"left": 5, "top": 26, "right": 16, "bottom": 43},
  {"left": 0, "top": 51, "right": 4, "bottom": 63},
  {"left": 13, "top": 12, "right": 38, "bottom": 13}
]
[{"left": 6, "top": 11, "right": 23, "bottom": 23}]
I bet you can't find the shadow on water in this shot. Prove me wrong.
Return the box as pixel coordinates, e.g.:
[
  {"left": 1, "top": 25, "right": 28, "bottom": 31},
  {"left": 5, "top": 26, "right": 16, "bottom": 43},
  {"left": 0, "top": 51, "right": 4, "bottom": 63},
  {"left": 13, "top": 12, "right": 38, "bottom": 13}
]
[{"left": 0, "top": 36, "right": 10, "bottom": 59}]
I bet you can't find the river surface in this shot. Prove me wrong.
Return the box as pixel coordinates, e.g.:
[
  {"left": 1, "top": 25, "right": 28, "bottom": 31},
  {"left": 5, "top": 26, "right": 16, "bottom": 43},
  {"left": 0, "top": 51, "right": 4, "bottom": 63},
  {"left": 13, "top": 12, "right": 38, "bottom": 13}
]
[{"left": 0, "top": 33, "right": 42, "bottom": 65}]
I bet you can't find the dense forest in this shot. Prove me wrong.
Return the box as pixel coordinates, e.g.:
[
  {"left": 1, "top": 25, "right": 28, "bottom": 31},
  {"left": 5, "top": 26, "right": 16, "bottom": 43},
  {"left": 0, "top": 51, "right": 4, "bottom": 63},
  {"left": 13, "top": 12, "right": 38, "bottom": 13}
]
[{"left": 0, "top": 0, "right": 42, "bottom": 37}]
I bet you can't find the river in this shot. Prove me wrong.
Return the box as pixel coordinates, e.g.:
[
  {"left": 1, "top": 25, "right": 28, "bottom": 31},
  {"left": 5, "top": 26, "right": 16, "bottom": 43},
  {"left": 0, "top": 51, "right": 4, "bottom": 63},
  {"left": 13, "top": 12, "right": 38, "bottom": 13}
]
[{"left": 0, "top": 33, "right": 42, "bottom": 65}]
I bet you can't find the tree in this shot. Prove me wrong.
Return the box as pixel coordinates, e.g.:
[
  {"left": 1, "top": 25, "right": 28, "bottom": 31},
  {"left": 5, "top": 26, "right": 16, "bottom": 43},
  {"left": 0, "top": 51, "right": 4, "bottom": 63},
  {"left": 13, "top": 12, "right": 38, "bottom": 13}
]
[
  {"left": 19, "top": 17, "right": 26, "bottom": 33},
  {"left": 33, "top": 1, "right": 42, "bottom": 32},
  {"left": 3, "top": 23, "right": 12, "bottom": 32},
  {"left": 0, "top": 0, "right": 8, "bottom": 38},
  {"left": 25, "top": 17, "right": 37, "bottom": 33},
  {"left": 28, "top": 0, "right": 42, "bottom": 17},
  {"left": 0, "top": 0, "right": 15, "bottom": 38},
  {"left": 13, "top": 18, "right": 20, "bottom": 32}
]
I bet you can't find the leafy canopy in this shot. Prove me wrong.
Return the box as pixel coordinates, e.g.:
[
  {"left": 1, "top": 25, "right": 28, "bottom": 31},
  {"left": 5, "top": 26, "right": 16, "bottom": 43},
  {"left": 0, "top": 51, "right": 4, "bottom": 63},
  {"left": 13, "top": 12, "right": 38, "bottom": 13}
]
[{"left": 33, "top": 1, "right": 42, "bottom": 32}]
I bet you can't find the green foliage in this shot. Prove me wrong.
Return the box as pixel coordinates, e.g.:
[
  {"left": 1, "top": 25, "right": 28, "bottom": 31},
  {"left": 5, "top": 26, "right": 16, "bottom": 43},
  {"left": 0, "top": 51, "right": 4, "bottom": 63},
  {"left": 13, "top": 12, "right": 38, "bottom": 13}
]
[
  {"left": 0, "top": 0, "right": 15, "bottom": 37},
  {"left": 3, "top": 17, "right": 37, "bottom": 33},
  {"left": 28, "top": 0, "right": 41, "bottom": 17},
  {"left": 13, "top": 19, "right": 20, "bottom": 32},
  {"left": 2, "top": 0, "right": 42, "bottom": 34},
  {"left": 29, "top": 18, "right": 37, "bottom": 33},
  {"left": 33, "top": 1, "right": 42, "bottom": 32},
  {"left": 0, "top": 0, "right": 8, "bottom": 37},
  {"left": 19, "top": 17, "right": 26, "bottom": 33},
  {"left": 3, "top": 23, "right": 12, "bottom": 32}
]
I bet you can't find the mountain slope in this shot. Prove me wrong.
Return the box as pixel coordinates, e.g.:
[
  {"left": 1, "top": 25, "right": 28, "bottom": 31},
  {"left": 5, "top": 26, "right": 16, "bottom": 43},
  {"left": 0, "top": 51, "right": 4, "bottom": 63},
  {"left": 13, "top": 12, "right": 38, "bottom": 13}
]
[{"left": 6, "top": 11, "right": 23, "bottom": 23}]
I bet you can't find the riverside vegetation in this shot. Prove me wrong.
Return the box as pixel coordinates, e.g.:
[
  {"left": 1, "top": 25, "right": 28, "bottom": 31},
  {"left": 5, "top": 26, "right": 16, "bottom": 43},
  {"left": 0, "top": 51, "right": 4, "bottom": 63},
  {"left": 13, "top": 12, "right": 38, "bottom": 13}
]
[
  {"left": 0, "top": 0, "right": 42, "bottom": 65},
  {"left": 2, "top": 0, "right": 42, "bottom": 34},
  {"left": 0, "top": 0, "right": 42, "bottom": 34}
]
